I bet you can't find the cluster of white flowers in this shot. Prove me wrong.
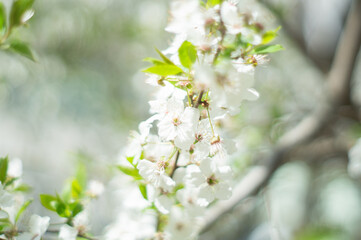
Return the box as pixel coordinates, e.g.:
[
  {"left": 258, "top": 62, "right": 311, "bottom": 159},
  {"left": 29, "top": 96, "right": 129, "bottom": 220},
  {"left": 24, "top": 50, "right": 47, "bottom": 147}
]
[
  {"left": 117, "top": 0, "right": 275, "bottom": 239},
  {"left": 0, "top": 155, "right": 105, "bottom": 240},
  {"left": 0, "top": 158, "right": 50, "bottom": 240}
]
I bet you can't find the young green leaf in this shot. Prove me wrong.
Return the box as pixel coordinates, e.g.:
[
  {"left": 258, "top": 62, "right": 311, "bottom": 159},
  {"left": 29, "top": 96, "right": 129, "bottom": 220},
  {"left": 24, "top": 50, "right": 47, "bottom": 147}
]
[
  {"left": 8, "top": 40, "right": 36, "bottom": 61},
  {"left": 178, "top": 41, "right": 197, "bottom": 69},
  {"left": 13, "top": 183, "right": 32, "bottom": 192},
  {"left": 143, "top": 57, "right": 165, "bottom": 65},
  {"left": 54, "top": 201, "right": 67, "bottom": 217},
  {"left": 71, "top": 179, "right": 82, "bottom": 199},
  {"left": 126, "top": 156, "right": 136, "bottom": 167},
  {"left": 207, "top": 0, "right": 222, "bottom": 7},
  {"left": 250, "top": 44, "right": 284, "bottom": 54},
  {"left": 69, "top": 202, "right": 83, "bottom": 218},
  {"left": 262, "top": 26, "right": 281, "bottom": 44},
  {"left": 40, "top": 194, "right": 57, "bottom": 212},
  {"left": 0, "top": 156, "right": 8, "bottom": 184},
  {"left": 75, "top": 162, "right": 87, "bottom": 190},
  {"left": 54, "top": 194, "right": 70, "bottom": 218},
  {"left": 9, "top": 0, "right": 35, "bottom": 28},
  {"left": 142, "top": 64, "right": 183, "bottom": 76},
  {"left": 138, "top": 183, "right": 147, "bottom": 200},
  {"left": 15, "top": 199, "right": 33, "bottom": 224},
  {"left": 0, "top": 3, "right": 6, "bottom": 37},
  {"left": 117, "top": 165, "right": 142, "bottom": 180},
  {"left": 155, "top": 48, "right": 174, "bottom": 65}
]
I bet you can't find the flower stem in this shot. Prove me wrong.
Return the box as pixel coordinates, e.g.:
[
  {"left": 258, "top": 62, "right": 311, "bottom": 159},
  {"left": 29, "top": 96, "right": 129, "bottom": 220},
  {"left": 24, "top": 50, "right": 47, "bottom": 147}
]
[
  {"left": 167, "top": 147, "right": 178, "bottom": 162},
  {"left": 207, "top": 107, "right": 216, "bottom": 137}
]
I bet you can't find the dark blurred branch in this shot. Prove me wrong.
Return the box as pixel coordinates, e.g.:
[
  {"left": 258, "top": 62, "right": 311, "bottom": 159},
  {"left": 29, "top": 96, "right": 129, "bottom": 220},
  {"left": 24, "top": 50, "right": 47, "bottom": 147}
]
[
  {"left": 293, "top": 137, "right": 351, "bottom": 162},
  {"left": 257, "top": 0, "right": 341, "bottom": 73},
  {"left": 201, "top": 0, "right": 361, "bottom": 233},
  {"left": 326, "top": 0, "right": 361, "bottom": 106}
]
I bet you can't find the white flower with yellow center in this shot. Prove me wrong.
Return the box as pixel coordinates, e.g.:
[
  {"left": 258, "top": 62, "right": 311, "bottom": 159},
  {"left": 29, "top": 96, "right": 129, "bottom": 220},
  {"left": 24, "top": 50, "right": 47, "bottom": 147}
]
[
  {"left": 190, "top": 159, "right": 232, "bottom": 203},
  {"left": 137, "top": 159, "right": 175, "bottom": 192},
  {"left": 157, "top": 100, "right": 200, "bottom": 150}
]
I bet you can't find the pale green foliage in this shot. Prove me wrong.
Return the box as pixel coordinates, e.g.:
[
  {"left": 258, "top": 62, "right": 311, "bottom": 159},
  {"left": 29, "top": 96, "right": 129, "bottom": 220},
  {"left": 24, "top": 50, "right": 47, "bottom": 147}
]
[
  {"left": 178, "top": 41, "right": 197, "bottom": 69},
  {"left": 0, "top": 0, "right": 36, "bottom": 61}
]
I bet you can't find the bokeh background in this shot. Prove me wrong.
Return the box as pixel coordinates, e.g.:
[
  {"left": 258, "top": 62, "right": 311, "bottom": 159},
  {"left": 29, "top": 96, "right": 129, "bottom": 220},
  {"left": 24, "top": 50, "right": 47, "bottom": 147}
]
[{"left": 0, "top": 0, "right": 360, "bottom": 239}]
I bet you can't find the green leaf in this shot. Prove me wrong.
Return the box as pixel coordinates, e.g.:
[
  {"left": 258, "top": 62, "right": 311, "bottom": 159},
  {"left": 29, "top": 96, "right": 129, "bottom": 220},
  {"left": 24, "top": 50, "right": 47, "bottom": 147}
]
[
  {"left": 53, "top": 201, "right": 67, "bottom": 217},
  {"left": 143, "top": 57, "right": 165, "bottom": 65},
  {"left": 54, "top": 194, "right": 70, "bottom": 218},
  {"left": 0, "top": 3, "right": 6, "bottom": 37},
  {"left": 13, "top": 183, "right": 32, "bottom": 192},
  {"left": 155, "top": 48, "right": 174, "bottom": 65},
  {"left": 262, "top": 26, "right": 281, "bottom": 44},
  {"left": 8, "top": 40, "right": 36, "bottom": 61},
  {"left": 15, "top": 199, "right": 32, "bottom": 224},
  {"left": 9, "top": 0, "right": 35, "bottom": 28},
  {"left": 207, "top": 0, "right": 222, "bottom": 7},
  {"left": 178, "top": 41, "right": 197, "bottom": 69},
  {"left": 69, "top": 202, "right": 83, "bottom": 218},
  {"left": 142, "top": 64, "right": 183, "bottom": 76},
  {"left": 138, "top": 184, "right": 147, "bottom": 200},
  {"left": 250, "top": 44, "right": 284, "bottom": 54},
  {"left": 0, "top": 157, "right": 8, "bottom": 184},
  {"left": 117, "top": 165, "right": 142, "bottom": 180},
  {"left": 61, "top": 180, "right": 72, "bottom": 203},
  {"left": 40, "top": 194, "right": 57, "bottom": 212},
  {"left": 126, "top": 156, "right": 136, "bottom": 167},
  {"left": 71, "top": 179, "right": 82, "bottom": 199},
  {"left": 75, "top": 162, "right": 87, "bottom": 190}
]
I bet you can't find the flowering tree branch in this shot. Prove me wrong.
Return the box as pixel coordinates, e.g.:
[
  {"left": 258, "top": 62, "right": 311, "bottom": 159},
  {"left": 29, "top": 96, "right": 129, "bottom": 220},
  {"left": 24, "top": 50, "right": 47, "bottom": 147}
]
[{"left": 201, "top": 0, "right": 361, "bottom": 233}]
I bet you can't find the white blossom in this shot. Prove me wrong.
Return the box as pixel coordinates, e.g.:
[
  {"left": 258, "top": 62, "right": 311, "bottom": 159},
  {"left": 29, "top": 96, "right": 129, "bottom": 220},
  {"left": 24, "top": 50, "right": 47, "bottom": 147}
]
[
  {"left": 176, "top": 187, "right": 206, "bottom": 215},
  {"left": 165, "top": 0, "right": 206, "bottom": 45},
  {"left": 137, "top": 159, "right": 175, "bottom": 192},
  {"left": 8, "top": 158, "right": 23, "bottom": 178},
  {"left": 59, "top": 224, "right": 78, "bottom": 240},
  {"left": 73, "top": 211, "right": 90, "bottom": 234},
  {"left": 0, "top": 185, "right": 14, "bottom": 209},
  {"left": 28, "top": 214, "right": 50, "bottom": 240},
  {"left": 190, "top": 159, "right": 232, "bottom": 203},
  {"left": 104, "top": 213, "right": 155, "bottom": 240},
  {"left": 158, "top": 105, "right": 200, "bottom": 150},
  {"left": 154, "top": 191, "right": 174, "bottom": 214},
  {"left": 87, "top": 180, "right": 104, "bottom": 198},
  {"left": 165, "top": 207, "right": 199, "bottom": 240},
  {"left": 221, "top": 1, "right": 243, "bottom": 35}
]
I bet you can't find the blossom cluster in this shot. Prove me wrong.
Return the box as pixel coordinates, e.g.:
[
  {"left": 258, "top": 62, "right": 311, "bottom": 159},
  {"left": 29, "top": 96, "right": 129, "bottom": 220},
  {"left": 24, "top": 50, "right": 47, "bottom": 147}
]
[
  {"left": 0, "top": 156, "right": 104, "bottom": 240},
  {"left": 116, "top": 0, "right": 282, "bottom": 239}
]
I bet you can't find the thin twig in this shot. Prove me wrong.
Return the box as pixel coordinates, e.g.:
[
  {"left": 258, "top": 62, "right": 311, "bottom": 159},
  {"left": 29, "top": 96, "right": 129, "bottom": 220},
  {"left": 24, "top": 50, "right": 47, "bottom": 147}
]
[
  {"left": 194, "top": 90, "right": 204, "bottom": 108},
  {"left": 170, "top": 150, "right": 180, "bottom": 178}
]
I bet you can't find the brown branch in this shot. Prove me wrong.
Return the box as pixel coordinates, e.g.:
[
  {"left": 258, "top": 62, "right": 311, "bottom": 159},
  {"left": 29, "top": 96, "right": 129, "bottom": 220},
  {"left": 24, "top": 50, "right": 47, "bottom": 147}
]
[
  {"left": 200, "top": 0, "right": 361, "bottom": 233},
  {"left": 326, "top": 0, "right": 361, "bottom": 106},
  {"left": 194, "top": 90, "right": 204, "bottom": 109},
  {"left": 169, "top": 150, "right": 180, "bottom": 178}
]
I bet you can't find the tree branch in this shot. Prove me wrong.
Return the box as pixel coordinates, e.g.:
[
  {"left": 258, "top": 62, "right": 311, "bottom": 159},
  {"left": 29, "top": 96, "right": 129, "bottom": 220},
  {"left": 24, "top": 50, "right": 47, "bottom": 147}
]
[{"left": 200, "top": 0, "right": 361, "bottom": 233}]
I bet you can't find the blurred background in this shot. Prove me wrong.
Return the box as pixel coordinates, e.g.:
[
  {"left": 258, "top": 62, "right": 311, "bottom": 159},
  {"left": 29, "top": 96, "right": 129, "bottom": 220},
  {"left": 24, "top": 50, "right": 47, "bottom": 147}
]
[{"left": 0, "top": 0, "right": 360, "bottom": 239}]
